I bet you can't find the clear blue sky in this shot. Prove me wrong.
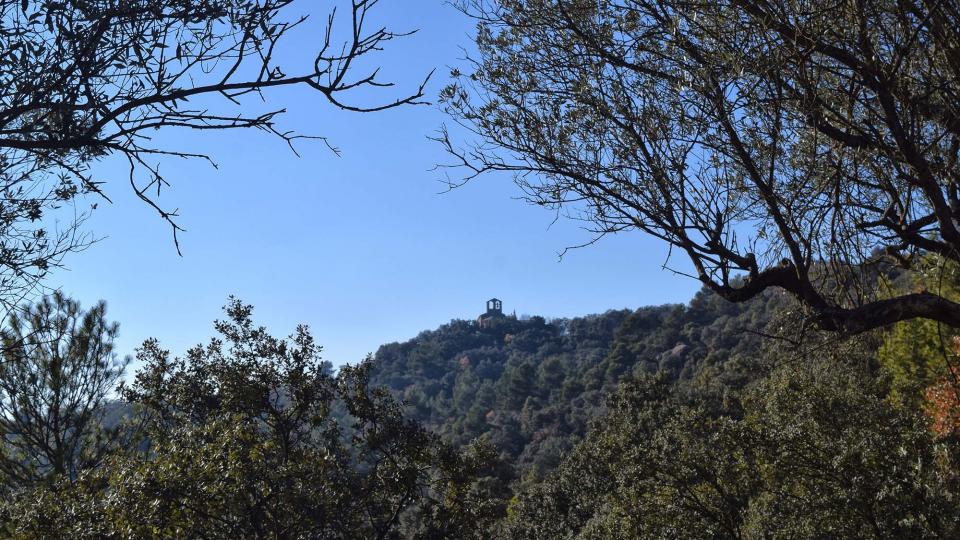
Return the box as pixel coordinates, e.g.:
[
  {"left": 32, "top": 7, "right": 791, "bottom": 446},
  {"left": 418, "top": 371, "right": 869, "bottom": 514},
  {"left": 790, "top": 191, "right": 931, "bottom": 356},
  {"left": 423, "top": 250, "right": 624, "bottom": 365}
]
[{"left": 50, "top": 0, "right": 700, "bottom": 368}]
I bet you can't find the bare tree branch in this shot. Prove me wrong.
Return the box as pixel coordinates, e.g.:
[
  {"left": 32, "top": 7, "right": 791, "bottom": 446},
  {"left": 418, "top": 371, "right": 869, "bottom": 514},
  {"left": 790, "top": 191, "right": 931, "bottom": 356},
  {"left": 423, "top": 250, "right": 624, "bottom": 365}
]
[
  {"left": 442, "top": 0, "right": 960, "bottom": 334},
  {"left": 0, "top": 0, "right": 426, "bottom": 309}
]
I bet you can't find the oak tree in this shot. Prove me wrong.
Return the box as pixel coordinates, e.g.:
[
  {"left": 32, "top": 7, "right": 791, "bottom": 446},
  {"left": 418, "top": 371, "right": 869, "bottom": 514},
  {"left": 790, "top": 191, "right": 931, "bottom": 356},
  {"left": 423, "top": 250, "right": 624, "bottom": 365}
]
[
  {"left": 443, "top": 0, "right": 960, "bottom": 333},
  {"left": 3, "top": 299, "right": 499, "bottom": 538}
]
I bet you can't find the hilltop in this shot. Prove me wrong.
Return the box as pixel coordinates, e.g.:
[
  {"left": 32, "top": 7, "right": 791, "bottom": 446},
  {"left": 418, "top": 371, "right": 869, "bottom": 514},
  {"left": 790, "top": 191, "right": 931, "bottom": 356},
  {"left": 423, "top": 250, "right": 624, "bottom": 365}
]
[{"left": 368, "top": 287, "right": 791, "bottom": 486}]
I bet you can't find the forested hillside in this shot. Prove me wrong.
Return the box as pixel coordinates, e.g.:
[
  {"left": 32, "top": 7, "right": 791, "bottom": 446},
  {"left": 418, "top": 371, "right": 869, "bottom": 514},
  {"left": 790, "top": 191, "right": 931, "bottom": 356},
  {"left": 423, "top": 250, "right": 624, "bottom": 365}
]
[
  {"left": 370, "top": 288, "right": 791, "bottom": 485},
  {"left": 5, "top": 0, "right": 960, "bottom": 536}
]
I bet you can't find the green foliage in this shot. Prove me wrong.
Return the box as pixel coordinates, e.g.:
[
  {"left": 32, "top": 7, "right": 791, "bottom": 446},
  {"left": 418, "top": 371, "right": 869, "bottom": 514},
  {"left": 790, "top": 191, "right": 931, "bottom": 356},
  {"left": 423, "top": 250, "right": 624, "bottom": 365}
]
[
  {"left": 879, "top": 257, "right": 960, "bottom": 406},
  {"left": 501, "top": 348, "right": 960, "bottom": 539},
  {"left": 0, "top": 293, "right": 128, "bottom": 489},
  {"left": 879, "top": 317, "right": 954, "bottom": 405},
  {"left": 2, "top": 299, "right": 499, "bottom": 539},
  {"left": 370, "top": 288, "right": 788, "bottom": 488},
  {"left": 4, "top": 288, "right": 958, "bottom": 539}
]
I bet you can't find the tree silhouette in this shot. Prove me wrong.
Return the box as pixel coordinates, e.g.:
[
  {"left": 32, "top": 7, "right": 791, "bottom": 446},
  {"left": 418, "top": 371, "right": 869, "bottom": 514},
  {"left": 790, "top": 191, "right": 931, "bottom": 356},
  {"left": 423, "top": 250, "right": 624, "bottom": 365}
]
[
  {"left": 443, "top": 0, "right": 960, "bottom": 333},
  {"left": 0, "top": 0, "right": 427, "bottom": 310}
]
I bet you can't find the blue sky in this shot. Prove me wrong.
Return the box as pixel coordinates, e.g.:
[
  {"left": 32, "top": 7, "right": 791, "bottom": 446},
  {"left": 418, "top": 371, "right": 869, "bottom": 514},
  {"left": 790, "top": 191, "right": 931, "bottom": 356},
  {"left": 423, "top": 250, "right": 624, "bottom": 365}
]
[{"left": 50, "top": 0, "right": 700, "bottom": 368}]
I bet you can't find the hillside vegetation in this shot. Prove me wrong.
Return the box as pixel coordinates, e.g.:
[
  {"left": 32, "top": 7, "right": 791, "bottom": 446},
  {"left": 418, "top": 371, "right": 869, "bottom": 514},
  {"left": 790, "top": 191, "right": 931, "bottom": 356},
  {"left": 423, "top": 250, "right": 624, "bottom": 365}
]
[{"left": 370, "top": 288, "right": 790, "bottom": 485}]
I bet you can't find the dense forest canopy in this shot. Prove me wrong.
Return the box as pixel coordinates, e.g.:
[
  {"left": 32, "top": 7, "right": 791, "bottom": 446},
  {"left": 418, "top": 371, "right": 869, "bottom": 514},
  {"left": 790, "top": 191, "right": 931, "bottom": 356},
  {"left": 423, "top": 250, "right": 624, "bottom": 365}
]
[
  {"left": 1, "top": 298, "right": 502, "bottom": 538},
  {"left": 0, "top": 282, "right": 958, "bottom": 537},
  {"left": 1, "top": 0, "right": 960, "bottom": 538},
  {"left": 368, "top": 289, "right": 789, "bottom": 484}
]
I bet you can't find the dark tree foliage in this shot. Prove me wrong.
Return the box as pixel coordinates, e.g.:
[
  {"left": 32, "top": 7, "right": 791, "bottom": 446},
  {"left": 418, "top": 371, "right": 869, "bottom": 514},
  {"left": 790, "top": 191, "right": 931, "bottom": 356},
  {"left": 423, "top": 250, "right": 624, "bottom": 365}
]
[
  {"left": 0, "top": 292, "right": 127, "bottom": 489},
  {"left": 2, "top": 299, "right": 499, "bottom": 539},
  {"left": 369, "top": 288, "right": 788, "bottom": 487},
  {"left": 442, "top": 0, "right": 960, "bottom": 333},
  {"left": 501, "top": 351, "right": 960, "bottom": 539},
  {"left": 0, "top": 0, "right": 425, "bottom": 310}
]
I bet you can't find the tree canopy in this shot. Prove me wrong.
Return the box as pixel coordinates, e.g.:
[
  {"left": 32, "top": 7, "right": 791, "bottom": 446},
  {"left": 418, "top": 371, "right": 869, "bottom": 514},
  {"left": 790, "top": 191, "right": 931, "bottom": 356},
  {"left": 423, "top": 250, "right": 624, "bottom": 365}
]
[
  {"left": 4, "top": 1, "right": 960, "bottom": 537},
  {"left": 501, "top": 350, "right": 960, "bottom": 539},
  {"left": 442, "top": 0, "right": 960, "bottom": 333},
  {"left": 3, "top": 299, "right": 499, "bottom": 538},
  {"left": 0, "top": 293, "right": 126, "bottom": 489},
  {"left": 368, "top": 288, "right": 788, "bottom": 487},
  {"left": 0, "top": 0, "right": 424, "bottom": 310}
]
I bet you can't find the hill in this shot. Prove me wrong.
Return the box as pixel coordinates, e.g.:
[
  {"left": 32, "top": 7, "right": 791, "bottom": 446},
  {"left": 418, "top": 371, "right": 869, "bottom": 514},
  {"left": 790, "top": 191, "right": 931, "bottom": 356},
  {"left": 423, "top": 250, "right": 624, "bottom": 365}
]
[{"left": 369, "top": 287, "right": 791, "bottom": 485}]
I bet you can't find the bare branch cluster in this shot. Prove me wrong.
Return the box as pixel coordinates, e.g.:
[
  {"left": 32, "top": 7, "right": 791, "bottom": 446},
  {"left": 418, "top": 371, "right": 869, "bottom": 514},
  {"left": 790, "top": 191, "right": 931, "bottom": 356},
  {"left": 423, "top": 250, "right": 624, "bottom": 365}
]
[
  {"left": 0, "top": 0, "right": 426, "bottom": 311},
  {"left": 442, "top": 0, "right": 960, "bottom": 333}
]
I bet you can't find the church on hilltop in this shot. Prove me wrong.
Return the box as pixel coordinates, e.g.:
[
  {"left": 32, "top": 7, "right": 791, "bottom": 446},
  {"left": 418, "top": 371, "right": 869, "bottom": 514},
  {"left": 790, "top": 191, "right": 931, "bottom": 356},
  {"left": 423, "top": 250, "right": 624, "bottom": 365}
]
[{"left": 477, "top": 298, "right": 515, "bottom": 328}]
